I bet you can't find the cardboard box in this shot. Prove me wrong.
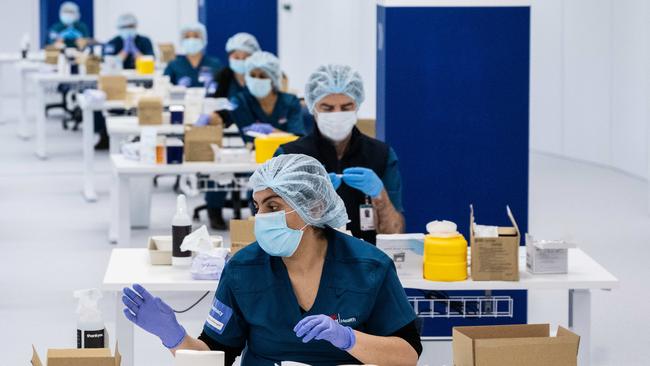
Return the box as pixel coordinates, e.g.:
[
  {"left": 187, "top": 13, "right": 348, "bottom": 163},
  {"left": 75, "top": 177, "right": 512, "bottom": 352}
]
[
  {"left": 356, "top": 118, "right": 376, "bottom": 138},
  {"left": 470, "top": 205, "right": 520, "bottom": 281},
  {"left": 98, "top": 75, "right": 127, "bottom": 101},
  {"left": 526, "top": 234, "right": 575, "bottom": 274},
  {"left": 453, "top": 324, "right": 580, "bottom": 366},
  {"left": 229, "top": 219, "right": 256, "bottom": 255},
  {"left": 184, "top": 125, "right": 223, "bottom": 162},
  {"left": 138, "top": 96, "right": 164, "bottom": 125},
  {"left": 158, "top": 43, "right": 176, "bottom": 63},
  {"left": 32, "top": 344, "right": 121, "bottom": 366},
  {"left": 45, "top": 46, "right": 59, "bottom": 65},
  {"left": 376, "top": 234, "right": 424, "bottom": 278},
  {"left": 84, "top": 55, "right": 101, "bottom": 75}
]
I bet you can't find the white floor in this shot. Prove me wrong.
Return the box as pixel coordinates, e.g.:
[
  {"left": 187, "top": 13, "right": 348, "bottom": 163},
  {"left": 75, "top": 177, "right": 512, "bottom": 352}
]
[{"left": 0, "top": 108, "right": 648, "bottom": 366}]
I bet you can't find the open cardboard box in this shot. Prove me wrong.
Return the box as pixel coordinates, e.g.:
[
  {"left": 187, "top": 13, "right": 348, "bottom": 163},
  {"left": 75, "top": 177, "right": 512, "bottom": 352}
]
[
  {"left": 32, "top": 344, "right": 121, "bottom": 366},
  {"left": 453, "top": 324, "right": 580, "bottom": 366},
  {"left": 470, "top": 205, "right": 520, "bottom": 281},
  {"left": 184, "top": 125, "right": 223, "bottom": 162},
  {"left": 229, "top": 219, "right": 256, "bottom": 255},
  {"left": 98, "top": 75, "right": 127, "bottom": 101}
]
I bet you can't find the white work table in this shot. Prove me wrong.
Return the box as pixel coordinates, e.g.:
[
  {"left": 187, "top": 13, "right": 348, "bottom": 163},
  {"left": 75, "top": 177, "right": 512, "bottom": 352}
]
[
  {"left": 106, "top": 116, "right": 186, "bottom": 154},
  {"left": 109, "top": 154, "right": 258, "bottom": 247},
  {"left": 103, "top": 247, "right": 617, "bottom": 366}
]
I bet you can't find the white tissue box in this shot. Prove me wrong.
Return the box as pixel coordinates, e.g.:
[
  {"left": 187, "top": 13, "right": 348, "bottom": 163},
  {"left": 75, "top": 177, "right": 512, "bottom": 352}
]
[
  {"left": 376, "top": 234, "right": 425, "bottom": 278},
  {"left": 175, "top": 350, "right": 224, "bottom": 366},
  {"left": 526, "top": 234, "right": 576, "bottom": 274}
]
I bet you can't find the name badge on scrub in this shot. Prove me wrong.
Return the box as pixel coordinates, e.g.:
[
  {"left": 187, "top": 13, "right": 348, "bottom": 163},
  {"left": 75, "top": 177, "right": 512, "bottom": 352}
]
[{"left": 359, "top": 199, "right": 375, "bottom": 231}]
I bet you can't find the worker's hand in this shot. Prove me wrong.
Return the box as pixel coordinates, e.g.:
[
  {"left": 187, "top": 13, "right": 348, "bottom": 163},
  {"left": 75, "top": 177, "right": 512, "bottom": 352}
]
[
  {"left": 123, "top": 37, "right": 135, "bottom": 54},
  {"left": 178, "top": 76, "right": 192, "bottom": 87},
  {"left": 209, "top": 112, "right": 224, "bottom": 126},
  {"left": 294, "top": 314, "right": 356, "bottom": 351},
  {"left": 122, "top": 284, "right": 186, "bottom": 349},
  {"left": 194, "top": 113, "right": 211, "bottom": 126},
  {"left": 341, "top": 167, "right": 383, "bottom": 198},
  {"left": 328, "top": 173, "right": 341, "bottom": 190},
  {"left": 243, "top": 122, "right": 274, "bottom": 135}
]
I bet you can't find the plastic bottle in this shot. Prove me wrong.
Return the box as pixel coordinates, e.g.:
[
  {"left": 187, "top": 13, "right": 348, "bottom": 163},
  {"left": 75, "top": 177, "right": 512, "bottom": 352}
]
[
  {"left": 172, "top": 194, "right": 192, "bottom": 266},
  {"left": 73, "top": 288, "right": 105, "bottom": 348}
]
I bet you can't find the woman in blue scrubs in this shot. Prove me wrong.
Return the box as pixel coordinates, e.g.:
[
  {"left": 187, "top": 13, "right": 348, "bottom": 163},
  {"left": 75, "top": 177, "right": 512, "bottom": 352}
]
[
  {"left": 230, "top": 51, "right": 306, "bottom": 142},
  {"left": 48, "top": 2, "right": 90, "bottom": 49},
  {"left": 122, "top": 154, "right": 422, "bottom": 365},
  {"left": 164, "top": 22, "right": 222, "bottom": 87},
  {"left": 103, "top": 13, "right": 155, "bottom": 70}
]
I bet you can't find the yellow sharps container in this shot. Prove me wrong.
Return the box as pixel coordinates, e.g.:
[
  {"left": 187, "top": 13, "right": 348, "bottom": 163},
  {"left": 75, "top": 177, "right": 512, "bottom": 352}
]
[
  {"left": 254, "top": 133, "right": 299, "bottom": 163},
  {"left": 423, "top": 221, "right": 468, "bottom": 281},
  {"left": 136, "top": 56, "right": 155, "bottom": 75}
]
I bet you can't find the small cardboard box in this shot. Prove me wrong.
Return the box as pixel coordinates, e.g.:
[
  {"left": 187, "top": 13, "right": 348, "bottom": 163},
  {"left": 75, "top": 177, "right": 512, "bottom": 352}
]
[
  {"left": 376, "top": 234, "right": 424, "bottom": 278},
  {"left": 158, "top": 43, "right": 176, "bottom": 63},
  {"left": 45, "top": 46, "right": 59, "bottom": 65},
  {"left": 453, "top": 324, "right": 580, "bottom": 366},
  {"left": 138, "top": 96, "right": 164, "bottom": 125},
  {"left": 32, "top": 344, "right": 121, "bottom": 366},
  {"left": 356, "top": 119, "right": 376, "bottom": 138},
  {"left": 98, "top": 75, "right": 127, "bottom": 101},
  {"left": 470, "top": 205, "right": 520, "bottom": 281},
  {"left": 229, "top": 219, "right": 256, "bottom": 255},
  {"left": 85, "top": 55, "right": 101, "bottom": 75},
  {"left": 184, "top": 125, "right": 223, "bottom": 162}
]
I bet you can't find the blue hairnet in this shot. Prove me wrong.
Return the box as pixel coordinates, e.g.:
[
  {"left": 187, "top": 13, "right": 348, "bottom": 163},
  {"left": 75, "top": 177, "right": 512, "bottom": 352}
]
[
  {"left": 245, "top": 51, "right": 281, "bottom": 90},
  {"left": 249, "top": 154, "right": 349, "bottom": 229},
  {"left": 117, "top": 13, "right": 137, "bottom": 29},
  {"left": 225, "top": 32, "right": 260, "bottom": 55},
  {"left": 180, "top": 22, "right": 207, "bottom": 44},
  {"left": 304, "top": 64, "right": 365, "bottom": 113},
  {"left": 60, "top": 2, "right": 80, "bottom": 18}
]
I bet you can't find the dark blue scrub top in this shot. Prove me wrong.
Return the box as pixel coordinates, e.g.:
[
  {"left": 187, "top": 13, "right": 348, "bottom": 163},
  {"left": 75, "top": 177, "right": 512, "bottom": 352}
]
[
  {"left": 202, "top": 228, "right": 416, "bottom": 365},
  {"left": 163, "top": 54, "right": 223, "bottom": 87},
  {"left": 48, "top": 21, "right": 90, "bottom": 48},
  {"left": 230, "top": 89, "right": 306, "bottom": 143},
  {"left": 103, "top": 35, "right": 155, "bottom": 69},
  {"left": 226, "top": 73, "right": 246, "bottom": 99}
]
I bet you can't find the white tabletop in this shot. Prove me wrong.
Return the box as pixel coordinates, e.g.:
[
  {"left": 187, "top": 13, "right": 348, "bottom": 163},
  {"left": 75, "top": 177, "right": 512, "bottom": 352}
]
[
  {"left": 31, "top": 70, "right": 157, "bottom": 83},
  {"left": 111, "top": 154, "right": 258, "bottom": 175},
  {"left": 107, "top": 116, "right": 186, "bottom": 136},
  {"left": 103, "top": 248, "right": 618, "bottom": 293}
]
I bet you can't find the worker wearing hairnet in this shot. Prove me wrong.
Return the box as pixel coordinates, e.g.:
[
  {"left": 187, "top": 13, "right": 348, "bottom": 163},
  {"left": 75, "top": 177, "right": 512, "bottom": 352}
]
[
  {"left": 276, "top": 65, "right": 405, "bottom": 244},
  {"left": 229, "top": 51, "right": 305, "bottom": 143},
  {"left": 201, "top": 33, "right": 261, "bottom": 230},
  {"left": 122, "top": 154, "right": 421, "bottom": 365},
  {"left": 48, "top": 1, "right": 90, "bottom": 49},
  {"left": 103, "top": 13, "right": 155, "bottom": 69},
  {"left": 164, "top": 22, "right": 222, "bottom": 87}
]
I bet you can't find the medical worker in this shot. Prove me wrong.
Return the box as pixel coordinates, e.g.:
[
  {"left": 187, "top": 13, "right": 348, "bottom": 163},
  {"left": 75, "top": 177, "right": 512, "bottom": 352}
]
[
  {"left": 122, "top": 154, "right": 421, "bottom": 365},
  {"left": 48, "top": 2, "right": 90, "bottom": 49},
  {"left": 201, "top": 33, "right": 261, "bottom": 230},
  {"left": 103, "top": 13, "right": 155, "bottom": 69},
  {"left": 277, "top": 65, "right": 404, "bottom": 244},
  {"left": 229, "top": 51, "right": 305, "bottom": 141},
  {"left": 164, "top": 22, "right": 222, "bottom": 87}
]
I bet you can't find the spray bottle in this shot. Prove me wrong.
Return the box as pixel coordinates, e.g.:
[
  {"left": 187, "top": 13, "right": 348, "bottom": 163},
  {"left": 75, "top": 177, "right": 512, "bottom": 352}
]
[
  {"left": 73, "top": 288, "right": 105, "bottom": 348},
  {"left": 172, "top": 194, "right": 192, "bottom": 266}
]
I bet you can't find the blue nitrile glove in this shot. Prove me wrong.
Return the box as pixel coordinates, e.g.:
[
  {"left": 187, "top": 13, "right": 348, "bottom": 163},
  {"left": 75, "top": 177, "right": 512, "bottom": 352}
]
[
  {"left": 123, "top": 37, "right": 138, "bottom": 55},
  {"left": 243, "top": 122, "right": 274, "bottom": 135},
  {"left": 60, "top": 27, "right": 82, "bottom": 41},
  {"left": 194, "top": 113, "right": 211, "bottom": 126},
  {"left": 122, "top": 284, "right": 186, "bottom": 349},
  {"left": 342, "top": 167, "right": 383, "bottom": 198},
  {"left": 329, "top": 173, "right": 341, "bottom": 190},
  {"left": 294, "top": 314, "right": 356, "bottom": 351},
  {"left": 178, "top": 76, "right": 192, "bottom": 87}
]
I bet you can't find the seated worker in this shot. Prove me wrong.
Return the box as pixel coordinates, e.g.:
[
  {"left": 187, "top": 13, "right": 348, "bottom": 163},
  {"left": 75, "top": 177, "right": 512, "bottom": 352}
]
[
  {"left": 48, "top": 1, "right": 90, "bottom": 49},
  {"left": 277, "top": 65, "right": 405, "bottom": 244},
  {"left": 103, "top": 13, "right": 155, "bottom": 69},
  {"left": 230, "top": 51, "right": 306, "bottom": 142},
  {"left": 122, "top": 154, "right": 422, "bottom": 366},
  {"left": 202, "top": 32, "right": 261, "bottom": 230},
  {"left": 164, "top": 22, "right": 222, "bottom": 87}
]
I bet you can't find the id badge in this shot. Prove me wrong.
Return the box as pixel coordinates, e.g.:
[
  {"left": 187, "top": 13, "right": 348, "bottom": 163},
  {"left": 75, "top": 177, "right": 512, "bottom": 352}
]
[{"left": 359, "top": 203, "right": 375, "bottom": 231}]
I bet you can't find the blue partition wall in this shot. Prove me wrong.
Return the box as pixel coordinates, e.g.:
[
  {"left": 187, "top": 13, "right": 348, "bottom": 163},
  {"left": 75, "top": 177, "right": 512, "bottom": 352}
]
[
  {"left": 198, "top": 0, "right": 277, "bottom": 64},
  {"left": 40, "top": 0, "right": 94, "bottom": 47},
  {"left": 377, "top": 4, "right": 530, "bottom": 337}
]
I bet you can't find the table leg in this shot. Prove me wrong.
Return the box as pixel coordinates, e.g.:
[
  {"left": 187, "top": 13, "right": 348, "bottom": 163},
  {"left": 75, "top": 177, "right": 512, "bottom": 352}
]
[
  {"left": 129, "top": 177, "right": 153, "bottom": 228},
  {"left": 109, "top": 134, "right": 121, "bottom": 155},
  {"left": 569, "top": 289, "right": 591, "bottom": 366},
  {"left": 17, "top": 68, "right": 31, "bottom": 139},
  {"left": 115, "top": 293, "right": 134, "bottom": 366},
  {"left": 35, "top": 81, "right": 47, "bottom": 159},
  {"left": 82, "top": 106, "right": 97, "bottom": 202},
  {"left": 110, "top": 170, "right": 131, "bottom": 246}
]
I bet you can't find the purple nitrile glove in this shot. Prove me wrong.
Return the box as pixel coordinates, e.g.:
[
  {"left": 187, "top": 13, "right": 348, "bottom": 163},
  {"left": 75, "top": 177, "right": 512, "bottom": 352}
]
[
  {"left": 123, "top": 37, "right": 136, "bottom": 54},
  {"left": 243, "top": 122, "right": 274, "bottom": 135},
  {"left": 194, "top": 113, "right": 211, "bottom": 126},
  {"left": 342, "top": 167, "right": 383, "bottom": 198},
  {"left": 328, "top": 172, "right": 342, "bottom": 190},
  {"left": 294, "top": 314, "right": 356, "bottom": 351},
  {"left": 178, "top": 76, "right": 192, "bottom": 87},
  {"left": 122, "top": 284, "right": 186, "bottom": 349}
]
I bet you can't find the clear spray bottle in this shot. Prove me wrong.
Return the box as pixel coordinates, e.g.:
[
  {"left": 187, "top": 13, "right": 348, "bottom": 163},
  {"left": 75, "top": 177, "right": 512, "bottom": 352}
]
[
  {"left": 73, "top": 288, "right": 105, "bottom": 348},
  {"left": 172, "top": 194, "right": 192, "bottom": 266}
]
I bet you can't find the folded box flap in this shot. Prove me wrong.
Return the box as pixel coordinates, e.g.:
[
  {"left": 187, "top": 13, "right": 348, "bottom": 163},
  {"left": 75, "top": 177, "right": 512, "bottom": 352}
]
[
  {"left": 114, "top": 342, "right": 121, "bottom": 366},
  {"left": 455, "top": 324, "right": 549, "bottom": 340},
  {"left": 31, "top": 345, "right": 43, "bottom": 366},
  {"left": 475, "top": 337, "right": 579, "bottom": 366},
  {"left": 557, "top": 326, "right": 581, "bottom": 355},
  {"left": 452, "top": 328, "right": 475, "bottom": 366},
  {"left": 506, "top": 205, "right": 520, "bottom": 235}
]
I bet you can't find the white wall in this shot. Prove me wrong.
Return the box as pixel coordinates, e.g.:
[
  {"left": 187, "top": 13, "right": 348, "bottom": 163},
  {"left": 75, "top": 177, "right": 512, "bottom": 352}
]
[
  {"left": 530, "top": 0, "right": 650, "bottom": 181},
  {"left": 0, "top": 0, "right": 40, "bottom": 53}
]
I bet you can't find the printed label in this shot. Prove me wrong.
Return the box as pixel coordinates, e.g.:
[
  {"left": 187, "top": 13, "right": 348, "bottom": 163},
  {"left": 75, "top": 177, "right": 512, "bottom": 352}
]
[{"left": 205, "top": 299, "right": 234, "bottom": 335}]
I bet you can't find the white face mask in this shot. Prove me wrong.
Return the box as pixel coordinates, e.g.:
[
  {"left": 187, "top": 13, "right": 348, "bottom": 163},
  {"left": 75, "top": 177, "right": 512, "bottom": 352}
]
[
  {"left": 182, "top": 37, "right": 205, "bottom": 55},
  {"left": 316, "top": 111, "right": 357, "bottom": 142},
  {"left": 229, "top": 58, "right": 246, "bottom": 74},
  {"left": 245, "top": 75, "right": 273, "bottom": 98}
]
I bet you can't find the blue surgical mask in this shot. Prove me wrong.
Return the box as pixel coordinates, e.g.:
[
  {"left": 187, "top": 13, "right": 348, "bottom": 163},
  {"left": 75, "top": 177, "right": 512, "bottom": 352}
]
[
  {"left": 119, "top": 28, "right": 137, "bottom": 40},
  {"left": 229, "top": 58, "right": 246, "bottom": 74},
  {"left": 182, "top": 37, "right": 205, "bottom": 55},
  {"left": 60, "top": 13, "right": 76, "bottom": 26},
  {"left": 246, "top": 75, "right": 273, "bottom": 99},
  {"left": 254, "top": 210, "right": 307, "bottom": 257}
]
